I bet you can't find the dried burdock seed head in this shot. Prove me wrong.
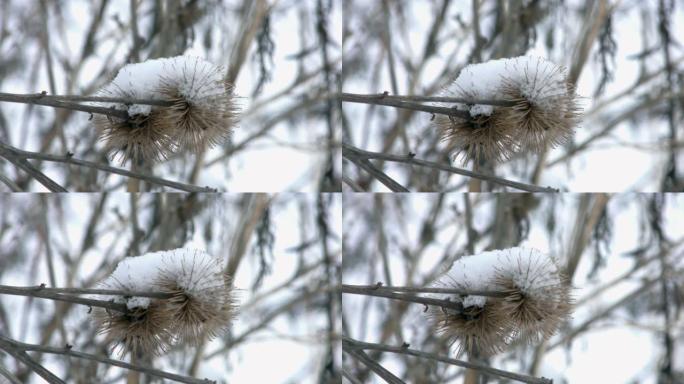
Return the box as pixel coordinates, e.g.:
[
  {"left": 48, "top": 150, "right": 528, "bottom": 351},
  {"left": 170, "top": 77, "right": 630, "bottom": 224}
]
[
  {"left": 94, "top": 56, "right": 238, "bottom": 164},
  {"left": 497, "top": 60, "right": 581, "bottom": 152},
  {"left": 92, "top": 302, "right": 174, "bottom": 357},
  {"left": 427, "top": 247, "right": 572, "bottom": 356},
  {"left": 428, "top": 299, "right": 513, "bottom": 357},
  {"left": 435, "top": 112, "right": 518, "bottom": 164},
  {"left": 491, "top": 251, "right": 573, "bottom": 343},
  {"left": 91, "top": 247, "right": 236, "bottom": 355},
  {"left": 155, "top": 59, "right": 238, "bottom": 153},
  {"left": 94, "top": 111, "right": 176, "bottom": 164},
  {"left": 435, "top": 56, "right": 580, "bottom": 163},
  {"left": 154, "top": 248, "right": 236, "bottom": 345}
]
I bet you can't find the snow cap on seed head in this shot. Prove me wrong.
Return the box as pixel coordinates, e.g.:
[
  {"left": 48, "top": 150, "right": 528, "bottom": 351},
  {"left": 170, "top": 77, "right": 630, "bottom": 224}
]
[
  {"left": 94, "top": 56, "right": 238, "bottom": 164},
  {"left": 428, "top": 247, "right": 571, "bottom": 356}
]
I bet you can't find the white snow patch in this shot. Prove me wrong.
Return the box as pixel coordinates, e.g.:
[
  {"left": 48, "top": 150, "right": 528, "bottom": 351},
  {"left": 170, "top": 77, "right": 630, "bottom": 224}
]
[
  {"left": 442, "top": 56, "right": 569, "bottom": 117},
  {"left": 99, "top": 247, "right": 225, "bottom": 308},
  {"left": 98, "top": 56, "right": 226, "bottom": 117},
  {"left": 433, "top": 247, "right": 561, "bottom": 308}
]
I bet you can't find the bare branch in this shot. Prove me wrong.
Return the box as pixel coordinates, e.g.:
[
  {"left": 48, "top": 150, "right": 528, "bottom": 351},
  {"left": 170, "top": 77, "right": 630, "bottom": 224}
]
[
  {"left": 0, "top": 141, "right": 217, "bottom": 193},
  {"left": 0, "top": 285, "right": 128, "bottom": 313},
  {"left": 342, "top": 284, "right": 465, "bottom": 312},
  {"left": 343, "top": 143, "right": 558, "bottom": 193},
  {"left": 343, "top": 337, "right": 553, "bottom": 384},
  {"left": 342, "top": 284, "right": 508, "bottom": 298},
  {"left": 0, "top": 335, "right": 215, "bottom": 384},
  {"left": 341, "top": 93, "right": 472, "bottom": 119}
]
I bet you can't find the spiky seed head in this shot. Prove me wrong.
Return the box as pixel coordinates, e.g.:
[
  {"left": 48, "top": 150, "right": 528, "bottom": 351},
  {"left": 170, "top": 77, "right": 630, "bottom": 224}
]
[
  {"left": 492, "top": 274, "right": 572, "bottom": 343},
  {"left": 426, "top": 247, "right": 573, "bottom": 356},
  {"left": 436, "top": 56, "right": 581, "bottom": 162},
  {"left": 435, "top": 111, "right": 518, "bottom": 164},
  {"left": 92, "top": 302, "right": 174, "bottom": 357},
  {"left": 155, "top": 62, "right": 238, "bottom": 153},
  {"left": 91, "top": 277, "right": 174, "bottom": 357},
  {"left": 497, "top": 79, "right": 580, "bottom": 153},
  {"left": 428, "top": 299, "right": 514, "bottom": 356},
  {"left": 94, "top": 56, "right": 239, "bottom": 164},
  {"left": 490, "top": 248, "right": 572, "bottom": 343},
  {"left": 94, "top": 111, "right": 176, "bottom": 164},
  {"left": 154, "top": 249, "right": 236, "bottom": 345}
]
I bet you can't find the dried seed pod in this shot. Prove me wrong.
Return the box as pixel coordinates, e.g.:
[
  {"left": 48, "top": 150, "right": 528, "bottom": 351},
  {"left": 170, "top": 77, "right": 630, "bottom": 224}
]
[
  {"left": 91, "top": 280, "right": 174, "bottom": 357},
  {"left": 435, "top": 56, "right": 580, "bottom": 163},
  {"left": 94, "top": 110, "right": 176, "bottom": 164},
  {"left": 427, "top": 247, "right": 572, "bottom": 356},
  {"left": 497, "top": 61, "right": 581, "bottom": 152},
  {"left": 155, "top": 59, "right": 239, "bottom": 153},
  {"left": 491, "top": 250, "right": 573, "bottom": 343},
  {"left": 435, "top": 111, "right": 518, "bottom": 164},
  {"left": 94, "top": 56, "right": 238, "bottom": 164},
  {"left": 91, "top": 247, "right": 236, "bottom": 355},
  {"left": 428, "top": 299, "right": 514, "bottom": 356},
  {"left": 154, "top": 248, "right": 236, "bottom": 344}
]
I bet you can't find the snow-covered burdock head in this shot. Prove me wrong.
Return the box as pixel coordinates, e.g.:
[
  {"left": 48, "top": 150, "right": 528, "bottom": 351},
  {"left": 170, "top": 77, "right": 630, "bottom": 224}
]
[
  {"left": 95, "top": 56, "right": 238, "bottom": 164},
  {"left": 435, "top": 56, "right": 580, "bottom": 163},
  {"left": 154, "top": 248, "right": 236, "bottom": 344},
  {"left": 428, "top": 247, "right": 571, "bottom": 356},
  {"left": 92, "top": 247, "right": 236, "bottom": 356}
]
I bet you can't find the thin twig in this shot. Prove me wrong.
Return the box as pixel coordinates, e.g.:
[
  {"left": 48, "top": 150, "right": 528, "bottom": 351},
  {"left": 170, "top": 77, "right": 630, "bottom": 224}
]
[
  {"left": 342, "top": 284, "right": 465, "bottom": 312},
  {"left": 0, "top": 338, "right": 65, "bottom": 384},
  {"left": 0, "top": 285, "right": 174, "bottom": 299},
  {"left": 0, "top": 285, "right": 128, "bottom": 313},
  {"left": 344, "top": 154, "right": 409, "bottom": 192},
  {"left": 0, "top": 335, "right": 215, "bottom": 384},
  {"left": 344, "top": 346, "right": 406, "bottom": 384},
  {"left": 341, "top": 93, "right": 472, "bottom": 119},
  {"left": 0, "top": 92, "right": 128, "bottom": 119},
  {"left": 343, "top": 337, "right": 553, "bottom": 384},
  {"left": 342, "top": 284, "right": 508, "bottom": 298},
  {"left": 343, "top": 143, "right": 558, "bottom": 193},
  {"left": 0, "top": 145, "right": 67, "bottom": 192},
  {"left": 342, "top": 92, "right": 517, "bottom": 107},
  {"left": 0, "top": 141, "right": 217, "bottom": 192}
]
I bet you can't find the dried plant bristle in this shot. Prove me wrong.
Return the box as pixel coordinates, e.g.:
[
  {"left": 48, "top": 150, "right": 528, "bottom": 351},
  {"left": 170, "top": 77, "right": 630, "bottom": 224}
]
[
  {"left": 155, "top": 271, "right": 236, "bottom": 345},
  {"left": 435, "top": 112, "right": 518, "bottom": 164},
  {"left": 429, "top": 299, "right": 514, "bottom": 357},
  {"left": 93, "top": 56, "right": 239, "bottom": 164},
  {"left": 91, "top": 286, "right": 174, "bottom": 357}
]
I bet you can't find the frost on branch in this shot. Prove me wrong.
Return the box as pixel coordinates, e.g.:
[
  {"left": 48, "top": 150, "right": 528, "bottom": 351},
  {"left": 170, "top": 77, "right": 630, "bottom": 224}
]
[
  {"left": 92, "top": 248, "right": 236, "bottom": 356},
  {"left": 94, "top": 56, "right": 239, "bottom": 164},
  {"left": 428, "top": 247, "right": 572, "bottom": 356},
  {"left": 435, "top": 56, "right": 581, "bottom": 163}
]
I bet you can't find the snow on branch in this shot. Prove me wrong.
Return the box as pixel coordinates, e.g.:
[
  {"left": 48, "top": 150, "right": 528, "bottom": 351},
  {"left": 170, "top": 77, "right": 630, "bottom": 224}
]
[
  {"left": 428, "top": 247, "right": 572, "bottom": 356},
  {"left": 92, "top": 247, "right": 236, "bottom": 356}
]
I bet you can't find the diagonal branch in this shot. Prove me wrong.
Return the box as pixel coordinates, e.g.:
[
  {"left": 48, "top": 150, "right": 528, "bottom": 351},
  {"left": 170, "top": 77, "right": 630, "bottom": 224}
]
[
  {"left": 344, "top": 346, "right": 406, "bottom": 384},
  {"left": 344, "top": 152, "right": 409, "bottom": 192},
  {"left": 0, "top": 141, "right": 216, "bottom": 193},
  {"left": 343, "top": 143, "right": 558, "bottom": 193},
  {"left": 0, "top": 146, "right": 67, "bottom": 192},
  {"left": 0, "top": 335, "right": 215, "bottom": 384},
  {"left": 343, "top": 337, "right": 552, "bottom": 384}
]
